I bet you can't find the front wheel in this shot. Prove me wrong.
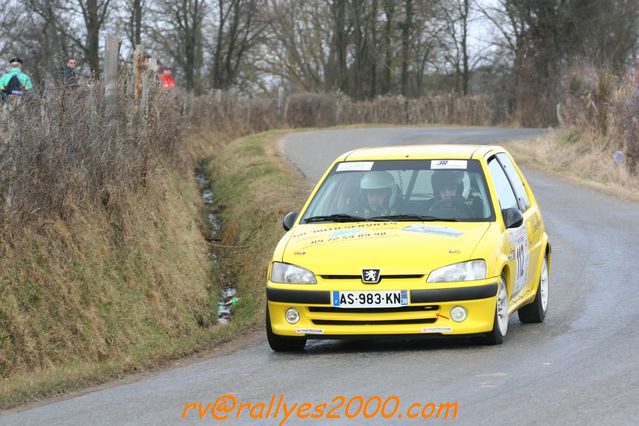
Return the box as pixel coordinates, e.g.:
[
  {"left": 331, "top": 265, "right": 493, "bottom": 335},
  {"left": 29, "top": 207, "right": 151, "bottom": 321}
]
[
  {"left": 482, "top": 276, "right": 509, "bottom": 345},
  {"left": 266, "top": 306, "right": 306, "bottom": 352},
  {"left": 518, "top": 256, "right": 549, "bottom": 323}
]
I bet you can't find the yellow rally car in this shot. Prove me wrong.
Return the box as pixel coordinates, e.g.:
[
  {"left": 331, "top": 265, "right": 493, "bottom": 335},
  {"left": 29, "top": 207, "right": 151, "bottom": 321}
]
[{"left": 266, "top": 145, "right": 550, "bottom": 351}]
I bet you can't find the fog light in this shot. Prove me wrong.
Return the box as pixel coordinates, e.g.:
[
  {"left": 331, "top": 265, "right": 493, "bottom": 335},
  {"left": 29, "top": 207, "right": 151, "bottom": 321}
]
[
  {"left": 450, "top": 306, "right": 467, "bottom": 323},
  {"left": 285, "top": 308, "right": 300, "bottom": 324}
]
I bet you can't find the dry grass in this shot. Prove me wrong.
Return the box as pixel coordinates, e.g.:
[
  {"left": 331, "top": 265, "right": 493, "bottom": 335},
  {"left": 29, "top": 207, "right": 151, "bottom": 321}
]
[
  {"left": 507, "top": 65, "right": 639, "bottom": 197},
  {"left": 282, "top": 92, "right": 495, "bottom": 128},
  {"left": 0, "top": 82, "right": 187, "bottom": 228},
  {"left": 560, "top": 66, "right": 639, "bottom": 175},
  {"left": 505, "top": 128, "right": 639, "bottom": 200},
  {"left": 0, "top": 165, "right": 225, "bottom": 408}
]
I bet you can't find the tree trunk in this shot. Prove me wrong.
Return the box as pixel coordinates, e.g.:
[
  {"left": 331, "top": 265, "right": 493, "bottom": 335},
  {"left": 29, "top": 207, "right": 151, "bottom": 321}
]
[
  {"left": 86, "top": 0, "right": 100, "bottom": 78},
  {"left": 400, "top": 0, "right": 412, "bottom": 97},
  {"left": 461, "top": 0, "right": 470, "bottom": 95},
  {"left": 333, "top": 0, "right": 347, "bottom": 92},
  {"left": 382, "top": 0, "right": 396, "bottom": 95},
  {"left": 131, "top": 0, "right": 143, "bottom": 46}
]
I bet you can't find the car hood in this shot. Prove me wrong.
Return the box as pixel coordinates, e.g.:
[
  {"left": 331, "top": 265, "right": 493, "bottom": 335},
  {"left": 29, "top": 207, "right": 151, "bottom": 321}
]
[{"left": 282, "top": 221, "right": 491, "bottom": 276}]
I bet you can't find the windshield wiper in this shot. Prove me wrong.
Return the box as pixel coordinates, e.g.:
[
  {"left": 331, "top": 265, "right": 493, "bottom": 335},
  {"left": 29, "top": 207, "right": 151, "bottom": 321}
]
[
  {"left": 369, "top": 214, "right": 459, "bottom": 222},
  {"left": 303, "top": 214, "right": 370, "bottom": 223}
]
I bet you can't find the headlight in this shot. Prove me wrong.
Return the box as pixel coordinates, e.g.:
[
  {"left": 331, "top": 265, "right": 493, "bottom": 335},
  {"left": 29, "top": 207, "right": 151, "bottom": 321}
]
[
  {"left": 270, "top": 262, "right": 317, "bottom": 284},
  {"left": 427, "top": 260, "right": 486, "bottom": 283}
]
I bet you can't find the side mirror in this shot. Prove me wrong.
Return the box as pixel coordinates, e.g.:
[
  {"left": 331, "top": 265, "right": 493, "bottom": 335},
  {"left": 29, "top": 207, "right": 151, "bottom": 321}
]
[
  {"left": 282, "top": 211, "right": 299, "bottom": 231},
  {"left": 502, "top": 207, "right": 523, "bottom": 229}
]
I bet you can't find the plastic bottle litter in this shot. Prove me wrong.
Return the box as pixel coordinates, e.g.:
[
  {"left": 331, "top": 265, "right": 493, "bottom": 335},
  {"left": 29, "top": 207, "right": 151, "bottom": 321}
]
[
  {"left": 202, "top": 189, "right": 214, "bottom": 204},
  {"left": 196, "top": 174, "right": 210, "bottom": 187},
  {"left": 225, "top": 297, "right": 240, "bottom": 306},
  {"left": 218, "top": 305, "right": 232, "bottom": 318},
  {"left": 222, "top": 287, "right": 237, "bottom": 298},
  {"left": 208, "top": 213, "right": 220, "bottom": 233}
]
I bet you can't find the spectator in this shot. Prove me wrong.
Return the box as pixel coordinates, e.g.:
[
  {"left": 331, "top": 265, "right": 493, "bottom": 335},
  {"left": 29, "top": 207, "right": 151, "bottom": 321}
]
[
  {"left": 143, "top": 53, "right": 152, "bottom": 70},
  {"left": 0, "top": 57, "right": 33, "bottom": 103},
  {"left": 142, "top": 54, "right": 162, "bottom": 86},
  {"left": 60, "top": 57, "right": 79, "bottom": 89},
  {"left": 161, "top": 66, "right": 175, "bottom": 89}
]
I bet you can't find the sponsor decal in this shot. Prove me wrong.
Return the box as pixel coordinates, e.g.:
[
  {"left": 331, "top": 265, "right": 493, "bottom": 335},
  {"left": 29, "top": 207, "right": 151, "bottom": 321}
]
[
  {"left": 329, "top": 228, "right": 366, "bottom": 238},
  {"left": 421, "top": 327, "right": 453, "bottom": 333},
  {"left": 402, "top": 224, "right": 464, "bottom": 238},
  {"left": 431, "top": 160, "right": 468, "bottom": 170},
  {"left": 296, "top": 328, "right": 324, "bottom": 335},
  {"left": 336, "top": 161, "right": 374, "bottom": 172}
]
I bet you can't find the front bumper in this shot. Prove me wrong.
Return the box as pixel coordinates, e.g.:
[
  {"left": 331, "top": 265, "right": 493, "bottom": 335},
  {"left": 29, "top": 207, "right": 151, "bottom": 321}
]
[{"left": 266, "top": 280, "right": 498, "bottom": 337}]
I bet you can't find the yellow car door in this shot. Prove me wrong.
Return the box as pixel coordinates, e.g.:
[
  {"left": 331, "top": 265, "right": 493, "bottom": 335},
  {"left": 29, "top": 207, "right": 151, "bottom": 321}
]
[{"left": 486, "top": 156, "right": 532, "bottom": 301}]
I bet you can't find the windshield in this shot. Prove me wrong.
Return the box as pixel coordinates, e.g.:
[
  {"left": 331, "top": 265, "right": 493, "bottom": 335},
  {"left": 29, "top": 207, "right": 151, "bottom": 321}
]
[{"left": 301, "top": 159, "right": 495, "bottom": 223}]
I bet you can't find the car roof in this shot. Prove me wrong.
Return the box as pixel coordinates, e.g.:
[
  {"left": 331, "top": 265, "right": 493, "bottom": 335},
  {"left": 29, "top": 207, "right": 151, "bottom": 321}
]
[{"left": 339, "top": 144, "right": 505, "bottom": 162}]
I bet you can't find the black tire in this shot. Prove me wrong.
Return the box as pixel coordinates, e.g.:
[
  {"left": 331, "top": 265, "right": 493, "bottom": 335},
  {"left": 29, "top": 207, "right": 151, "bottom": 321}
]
[
  {"left": 518, "top": 256, "right": 549, "bottom": 324},
  {"left": 482, "top": 276, "right": 508, "bottom": 345},
  {"left": 266, "top": 306, "right": 306, "bottom": 352}
]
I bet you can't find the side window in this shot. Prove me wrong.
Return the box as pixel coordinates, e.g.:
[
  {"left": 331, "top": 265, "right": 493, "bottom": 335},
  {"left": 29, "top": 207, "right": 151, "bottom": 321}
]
[
  {"left": 487, "top": 158, "right": 518, "bottom": 211},
  {"left": 496, "top": 153, "right": 530, "bottom": 211}
]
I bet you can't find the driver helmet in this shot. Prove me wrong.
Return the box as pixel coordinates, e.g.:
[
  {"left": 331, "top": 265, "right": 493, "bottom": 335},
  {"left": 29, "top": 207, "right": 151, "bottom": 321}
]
[
  {"left": 431, "top": 170, "right": 464, "bottom": 197},
  {"left": 360, "top": 171, "right": 396, "bottom": 205},
  {"left": 360, "top": 170, "right": 395, "bottom": 191}
]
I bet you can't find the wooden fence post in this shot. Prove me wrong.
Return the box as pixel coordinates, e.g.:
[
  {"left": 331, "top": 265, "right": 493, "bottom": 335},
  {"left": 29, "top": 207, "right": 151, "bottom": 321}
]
[
  {"left": 104, "top": 35, "right": 120, "bottom": 139},
  {"left": 277, "top": 86, "right": 285, "bottom": 124},
  {"left": 133, "top": 45, "right": 144, "bottom": 105},
  {"left": 142, "top": 57, "right": 154, "bottom": 127}
]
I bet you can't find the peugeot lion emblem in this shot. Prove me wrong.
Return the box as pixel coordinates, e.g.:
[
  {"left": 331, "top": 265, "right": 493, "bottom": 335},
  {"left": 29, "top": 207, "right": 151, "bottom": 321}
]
[{"left": 362, "top": 269, "right": 381, "bottom": 284}]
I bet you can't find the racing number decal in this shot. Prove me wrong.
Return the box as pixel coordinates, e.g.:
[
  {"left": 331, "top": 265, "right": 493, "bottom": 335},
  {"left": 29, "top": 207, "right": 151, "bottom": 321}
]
[
  {"left": 509, "top": 225, "right": 529, "bottom": 295},
  {"left": 516, "top": 244, "right": 525, "bottom": 278}
]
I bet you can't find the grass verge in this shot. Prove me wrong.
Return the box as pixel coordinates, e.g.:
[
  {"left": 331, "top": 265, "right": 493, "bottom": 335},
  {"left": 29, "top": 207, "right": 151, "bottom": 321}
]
[
  {"left": 0, "top": 128, "right": 308, "bottom": 410},
  {"left": 202, "top": 129, "right": 312, "bottom": 331},
  {"left": 0, "top": 137, "right": 241, "bottom": 409},
  {"left": 504, "top": 128, "right": 639, "bottom": 201}
]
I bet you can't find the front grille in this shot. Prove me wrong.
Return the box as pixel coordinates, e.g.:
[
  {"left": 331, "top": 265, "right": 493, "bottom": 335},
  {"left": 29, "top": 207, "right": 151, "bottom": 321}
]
[
  {"left": 320, "top": 274, "right": 424, "bottom": 280},
  {"left": 312, "top": 318, "right": 437, "bottom": 326},
  {"left": 309, "top": 305, "right": 439, "bottom": 314}
]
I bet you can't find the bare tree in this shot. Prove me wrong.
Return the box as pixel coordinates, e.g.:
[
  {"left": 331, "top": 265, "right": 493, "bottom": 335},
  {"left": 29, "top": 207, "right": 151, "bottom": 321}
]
[
  {"left": 327, "top": 0, "right": 349, "bottom": 92},
  {"left": 210, "top": 0, "right": 267, "bottom": 90},
  {"left": 125, "top": 0, "right": 146, "bottom": 49},
  {"left": 263, "top": 0, "right": 333, "bottom": 91},
  {"left": 380, "top": 0, "right": 398, "bottom": 94},
  {"left": 151, "top": 0, "right": 206, "bottom": 92},
  {"left": 568, "top": 0, "right": 639, "bottom": 72},
  {"left": 399, "top": 0, "right": 413, "bottom": 96},
  {"left": 442, "top": 0, "right": 472, "bottom": 94},
  {"left": 0, "top": 1, "right": 74, "bottom": 85},
  {"left": 72, "top": 0, "right": 112, "bottom": 78}
]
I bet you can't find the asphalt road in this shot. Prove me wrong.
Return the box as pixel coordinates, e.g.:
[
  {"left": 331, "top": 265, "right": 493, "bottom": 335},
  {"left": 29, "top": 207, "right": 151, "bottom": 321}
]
[{"left": 3, "top": 127, "right": 639, "bottom": 425}]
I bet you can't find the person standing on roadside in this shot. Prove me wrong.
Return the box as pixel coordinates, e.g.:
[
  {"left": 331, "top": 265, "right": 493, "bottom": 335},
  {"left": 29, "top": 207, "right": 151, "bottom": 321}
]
[
  {"left": 0, "top": 57, "right": 33, "bottom": 103},
  {"left": 60, "top": 57, "right": 79, "bottom": 89},
  {"left": 161, "top": 66, "right": 175, "bottom": 89}
]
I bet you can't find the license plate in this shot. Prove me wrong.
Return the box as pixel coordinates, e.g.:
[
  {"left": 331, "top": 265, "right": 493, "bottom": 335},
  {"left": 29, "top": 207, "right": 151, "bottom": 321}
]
[{"left": 332, "top": 290, "right": 409, "bottom": 308}]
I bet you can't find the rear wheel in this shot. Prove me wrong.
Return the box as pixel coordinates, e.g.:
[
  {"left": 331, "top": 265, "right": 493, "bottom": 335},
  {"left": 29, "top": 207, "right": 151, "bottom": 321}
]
[
  {"left": 518, "top": 256, "right": 549, "bottom": 323},
  {"left": 266, "top": 306, "right": 306, "bottom": 352},
  {"left": 482, "top": 276, "right": 508, "bottom": 345}
]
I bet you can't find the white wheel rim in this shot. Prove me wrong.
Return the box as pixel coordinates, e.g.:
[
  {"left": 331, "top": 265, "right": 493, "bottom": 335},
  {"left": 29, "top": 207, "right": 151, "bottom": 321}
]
[
  {"left": 497, "top": 279, "right": 509, "bottom": 336},
  {"left": 540, "top": 258, "right": 549, "bottom": 311}
]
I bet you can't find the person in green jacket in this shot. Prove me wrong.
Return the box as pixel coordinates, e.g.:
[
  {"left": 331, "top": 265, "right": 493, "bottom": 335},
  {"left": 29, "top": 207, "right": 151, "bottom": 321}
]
[{"left": 0, "top": 57, "right": 33, "bottom": 102}]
